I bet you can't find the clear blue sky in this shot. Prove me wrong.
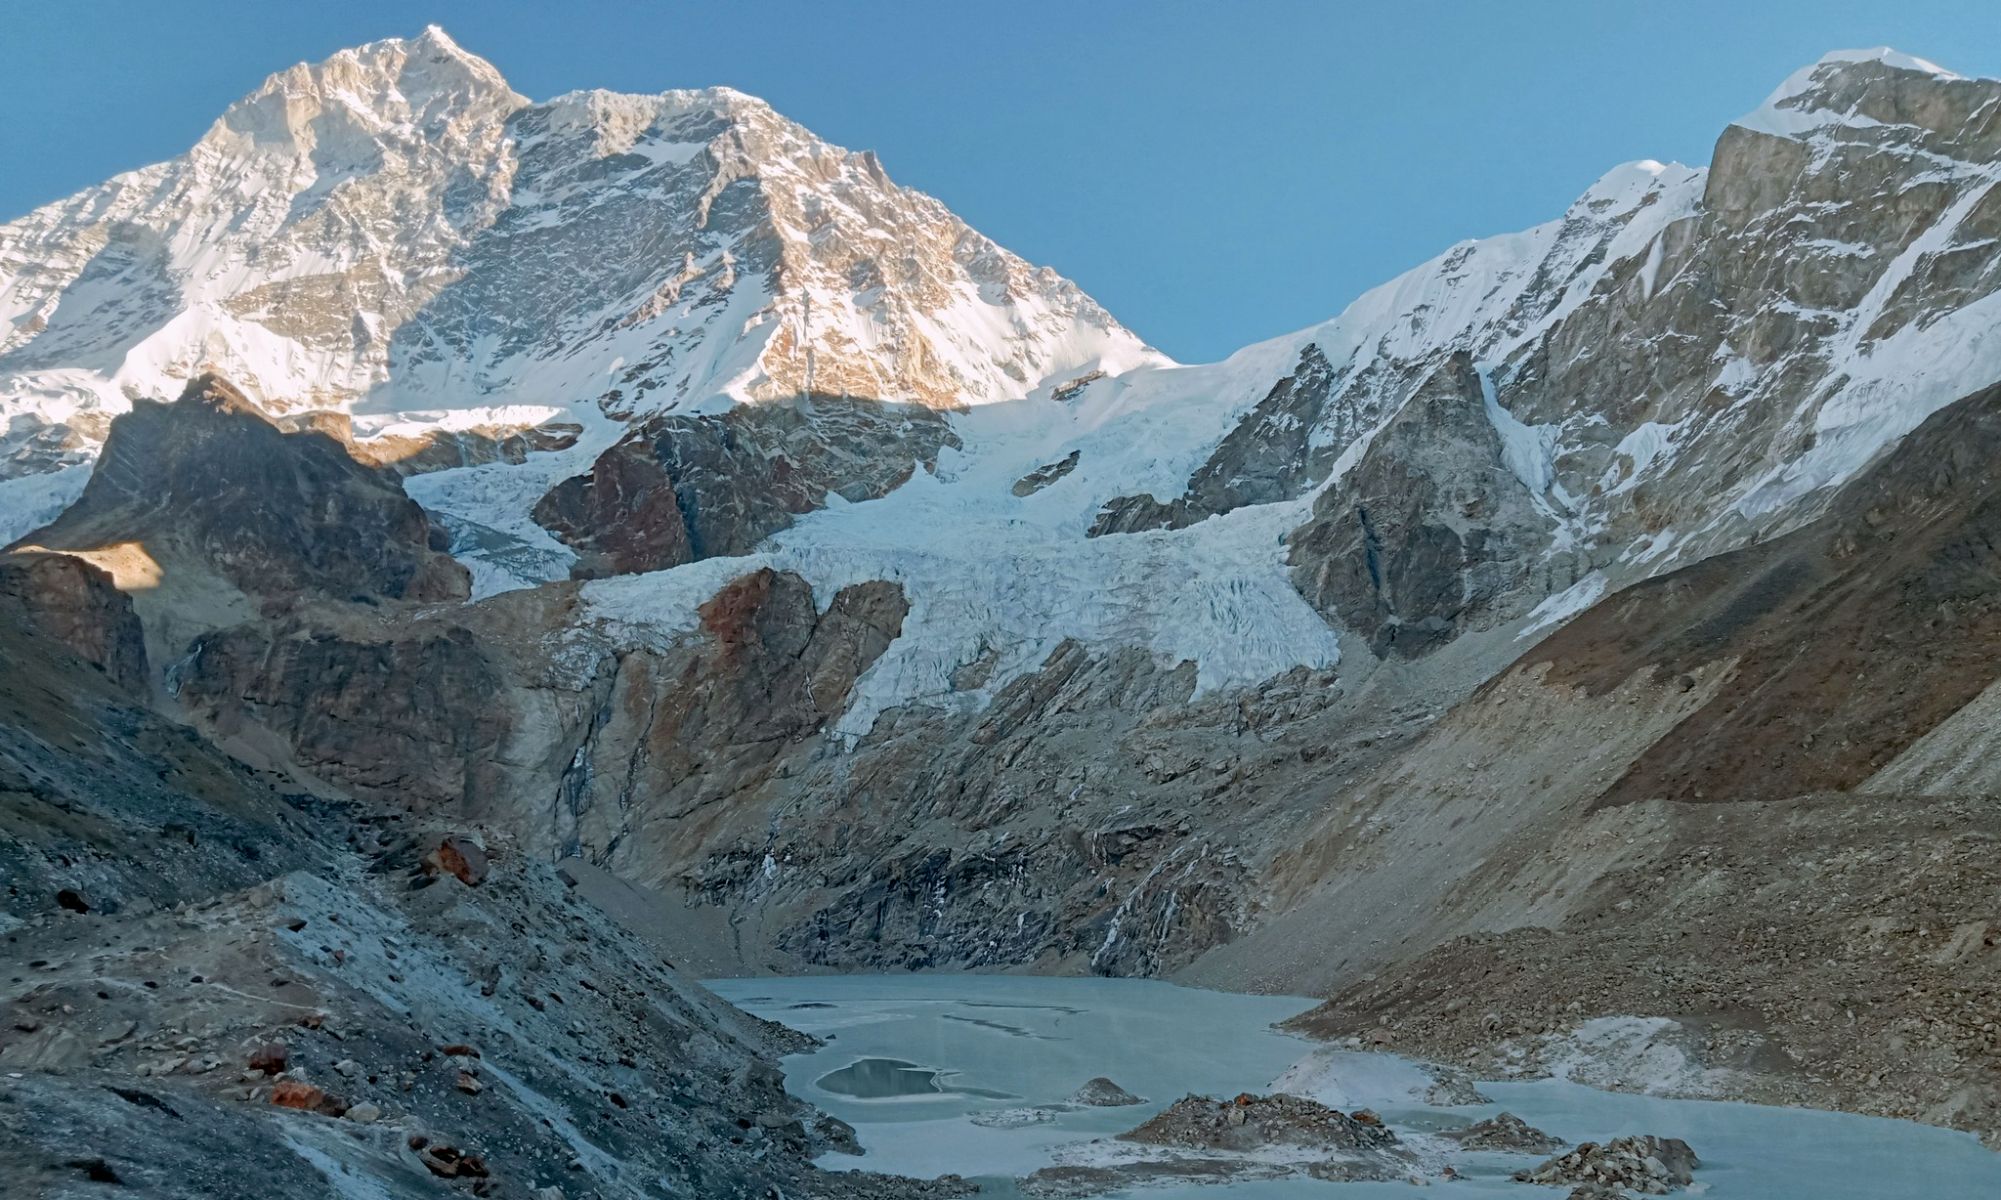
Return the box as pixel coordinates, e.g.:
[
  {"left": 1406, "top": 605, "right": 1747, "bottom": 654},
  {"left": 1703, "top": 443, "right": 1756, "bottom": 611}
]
[{"left": 6, "top": 1, "right": 1999, "bottom": 362}]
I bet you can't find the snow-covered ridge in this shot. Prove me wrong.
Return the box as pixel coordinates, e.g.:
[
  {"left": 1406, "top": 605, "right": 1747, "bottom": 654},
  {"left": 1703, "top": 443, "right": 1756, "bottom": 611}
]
[
  {"left": 1736, "top": 46, "right": 1967, "bottom": 138},
  {"left": 13, "top": 37, "right": 2001, "bottom": 740},
  {"left": 577, "top": 155, "right": 1707, "bottom": 723}
]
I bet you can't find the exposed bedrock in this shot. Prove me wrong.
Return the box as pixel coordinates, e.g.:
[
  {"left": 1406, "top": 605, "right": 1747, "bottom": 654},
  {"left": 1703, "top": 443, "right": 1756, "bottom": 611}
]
[
  {"left": 1088, "top": 344, "right": 1354, "bottom": 536},
  {"left": 1287, "top": 351, "right": 1587, "bottom": 658},
  {"left": 533, "top": 394, "right": 959, "bottom": 578},
  {"left": 13, "top": 374, "right": 467, "bottom": 606},
  {"left": 0, "top": 550, "right": 148, "bottom": 693},
  {"left": 0, "top": 388, "right": 952, "bottom": 1196},
  {"left": 171, "top": 532, "right": 1404, "bottom": 978}
]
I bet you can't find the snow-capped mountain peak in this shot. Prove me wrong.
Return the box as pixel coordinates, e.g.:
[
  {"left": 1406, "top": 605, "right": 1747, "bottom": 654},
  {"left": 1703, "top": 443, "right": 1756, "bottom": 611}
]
[
  {"left": 208, "top": 24, "right": 525, "bottom": 146},
  {"left": 0, "top": 27, "right": 1158, "bottom": 526},
  {"left": 1735, "top": 44, "right": 1968, "bottom": 138}
]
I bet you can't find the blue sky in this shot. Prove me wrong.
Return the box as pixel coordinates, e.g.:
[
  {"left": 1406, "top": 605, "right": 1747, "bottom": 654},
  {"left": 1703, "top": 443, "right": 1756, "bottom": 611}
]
[{"left": 6, "top": 1, "right": 1999, "bottom": 361}]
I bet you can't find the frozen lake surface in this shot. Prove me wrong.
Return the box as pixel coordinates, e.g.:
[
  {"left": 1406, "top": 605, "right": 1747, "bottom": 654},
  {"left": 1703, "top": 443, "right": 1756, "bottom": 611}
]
[{"left": 708, "top": 974, "right": 2001, "bottom": 1197}]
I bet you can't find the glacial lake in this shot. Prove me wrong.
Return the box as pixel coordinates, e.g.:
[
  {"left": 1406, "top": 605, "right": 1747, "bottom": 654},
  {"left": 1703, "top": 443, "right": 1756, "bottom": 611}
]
[{"left": 707, "top": 974, "right": 2001, "bottom": 1198}]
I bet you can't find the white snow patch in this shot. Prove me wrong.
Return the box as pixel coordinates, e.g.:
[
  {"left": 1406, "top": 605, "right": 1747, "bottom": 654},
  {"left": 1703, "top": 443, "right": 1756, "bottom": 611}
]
[
  {"left": 1610, "top": 418, "right": 1686, "bottom": 488},
  {"left": 1479, "top": 366, "right": 1559, "bottom": 499},
  {"left": 1531, "top": 1015, "right": 1743, "bottom": 1098},
  {"left": 0, "top": 462, "right": 90, "bottom": 545}
]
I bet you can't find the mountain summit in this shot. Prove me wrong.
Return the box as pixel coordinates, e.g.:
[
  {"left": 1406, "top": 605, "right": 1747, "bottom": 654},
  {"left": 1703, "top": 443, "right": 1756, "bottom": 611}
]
[{"left": 0, "top": 28, "right": 1157, "bottom": 503}]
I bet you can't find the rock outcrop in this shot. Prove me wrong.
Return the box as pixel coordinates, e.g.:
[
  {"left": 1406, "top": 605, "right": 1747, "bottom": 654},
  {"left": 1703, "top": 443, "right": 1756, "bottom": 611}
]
[
  {"left": 1071, "top": 1077, "right": 1144, "bottom": 1106},
  {"left": 0, "top": 570, "right": 325, "bottom": 924},
  {"left": 1089, "top": 345, "right": 1352, "bottom": 535},
  {"left": 1288, "top": 352, "right": 1570, "bottom": 657},
  {"left": 1120, "top": 1092, "right": 1400, "bottom": 1154},
  {"left": 1515, "top": 1135, "right": 1699, "bottom": 1194},
  {"left": 178, "top": 618, "right": 512, "bottom": 808},
  {"left": 0, "top": 550, "right": 148, "bottom": 691},
  {"left": 1443, "top": 1111, "right": 1566, "bottom": 1153},
  {"left": 12, "top": 374, "right": 468, "bottom": 607},
  {"left": 534, "top": 396, "right": 958, "bottom": 578},
  {"left": 1012, "top": 450, "right": 1080, "bottom": 498}
]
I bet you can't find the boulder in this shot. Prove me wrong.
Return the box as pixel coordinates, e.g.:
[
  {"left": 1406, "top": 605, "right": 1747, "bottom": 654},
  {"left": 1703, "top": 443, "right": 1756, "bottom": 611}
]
[
  {"left": 1516, "top": 1135, "right": 1699, "bottom": 1194},
  {"left": 1444, "top": 1110, "right": 1566, "bottom": 1154},
  {"left": 269, "top": 1080, "right": 331, "bottom": 1112},
  {"left": 426, "top": 837, "right": 489, "bottom": 887},
  {"left": 247, "top": 1043, "right": 288, "bottom": 1075},
  {"left": 416, "top": 1142, "right": 489, "bottom": 1179},
  {"left": 1121, "top": 1092, "right": 1399, "bottom": 1154},
  {"left": 1071, "top": 1076, "right": 1144, "bottom": 1106}
]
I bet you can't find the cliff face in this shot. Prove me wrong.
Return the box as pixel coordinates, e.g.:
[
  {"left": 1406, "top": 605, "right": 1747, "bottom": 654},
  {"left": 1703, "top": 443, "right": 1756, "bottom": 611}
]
[
  {"left": 12, "top": 374, "right": 467, "bottom": 607},
  {"left": 533, "top": 396, "right": 959, "bottom": 578},
  {"left": 0, "top": 551, "right": 148, "bottom": 692},
  {"left": 1288, "top": 353, "right": 1570, "bottom": 658}
]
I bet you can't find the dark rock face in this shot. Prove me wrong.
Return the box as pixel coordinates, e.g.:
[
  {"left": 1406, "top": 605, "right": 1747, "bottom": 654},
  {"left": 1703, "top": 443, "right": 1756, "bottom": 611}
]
[
  {"left": 0, "top": 551, "right": 148, "bottom": 691},
  {"left": 1288, "top": 352, "right": 1565, "bottom": 658},
  {"left": 177, "top": 623, "right": 511, "bottom": 810},
  {"left": 680, "top": 568, "right": 909, "bottom": 745},
  {"left": 1182, "top": 344, "right": 1357, "bottom": 511},
  {"left": 164, "top": 562, "right": 1311, "bottom": 981},
  {"left": 175, "top": 568, "right": 909, "bottom": 843},
  {"left": 534, "top": 395, "right": 958, "bottom": 578},
  {"left": 533, "top": 435, "right": 692, "bottom": 577},
  {"left": 1089, "top": 345, "right": 1352, "bottom": 535},
  {"left": 1085, "top": 491, "right": 1189, "bottom": 538},
  {"left": 725, "top": 645, "right": 1316, "bottom": 977},
  {"left": 13, "top": 374, "right": 467, "bottom": 604},
  {"left": 558, "top": 569, "right": 909, "bottom": 849},
  {"left": 1012, "top": 450, "right": 1080, "bottom": 497}
]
